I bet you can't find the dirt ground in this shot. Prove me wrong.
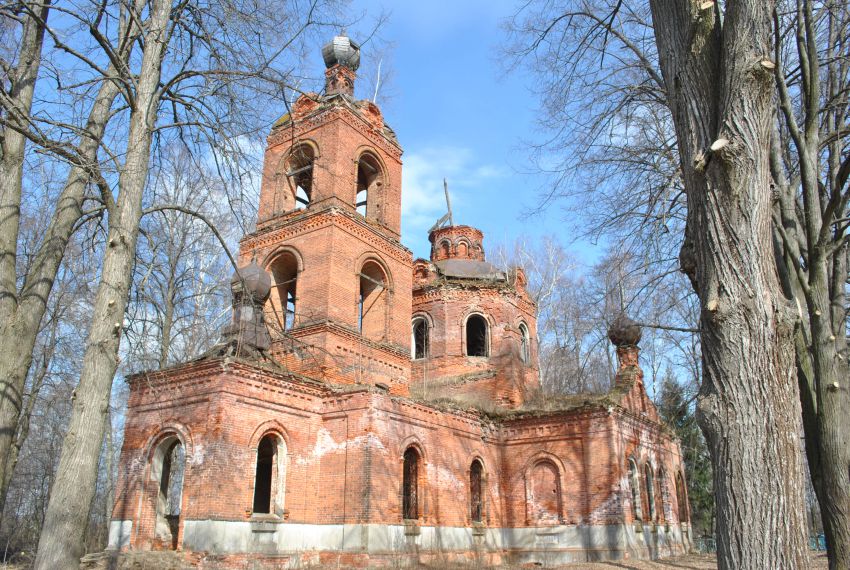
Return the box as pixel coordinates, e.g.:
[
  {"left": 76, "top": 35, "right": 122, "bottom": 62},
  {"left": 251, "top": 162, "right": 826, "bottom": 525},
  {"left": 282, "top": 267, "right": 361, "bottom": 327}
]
[
  {"left": 556, "top": 552, "right": 829, "bottom": 569},
  {"left": 0, "top": 552, "right": 832, "bottom": 569}
]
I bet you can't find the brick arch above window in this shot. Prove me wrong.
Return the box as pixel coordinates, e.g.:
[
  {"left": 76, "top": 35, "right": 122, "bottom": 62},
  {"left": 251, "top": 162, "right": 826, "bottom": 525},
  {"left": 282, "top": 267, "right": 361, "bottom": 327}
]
[
  {"left": 143, "top": 423, "right": 194, "bottom": 463},
  {"left": 397, "top": 436, "right": 427, "bottom": 464},
  {"left": 261, "top": 245, "right": 304, "bottom": 274},
  {"left": 354, "top": 252, "right": 394, "bottom": 290},
  {"left": 248, "top": 419, "right": 291, "bottom": 451}
]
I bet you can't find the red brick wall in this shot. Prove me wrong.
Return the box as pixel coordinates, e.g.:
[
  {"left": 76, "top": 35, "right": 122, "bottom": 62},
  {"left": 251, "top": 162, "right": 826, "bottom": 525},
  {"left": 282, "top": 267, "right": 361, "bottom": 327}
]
[
  {"left": 429, "top": 226, "right": 485, "bottom": 261},
  {"left": 238, "top": 93, "right": 414, "bottom": 393},
  {"left": 257, "top": 98, "right": 403, "bottom": 238},
  {"left": 411, "top": 285, "right": 538, "bottom": 407}
]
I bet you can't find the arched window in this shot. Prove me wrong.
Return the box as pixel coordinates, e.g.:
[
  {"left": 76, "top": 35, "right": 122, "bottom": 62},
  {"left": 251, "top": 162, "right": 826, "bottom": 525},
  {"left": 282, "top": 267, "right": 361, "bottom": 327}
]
[
  {"left": 412, "top": 317, "right": 429, "bottom": 360},
  {"left": 470, "top": 460, "right": 484, "bottom": 523},
  {"left": 356, "top": 153, "right": 383, "bottom": 219},
  {"left": 359, "top": 261, "right": 388, "bottom": 340},
  {"left": 153, "top": 436, "right": 185, "bottom": 550},
  {"left": 644, "top": 463, "right": 656, "bottom": 521},
  {"left": 402, "top": 447, "right": 420, "bottom": 520},
  {"left": 457, "top": 241, "right": 468, "bottom": 257},
  {"left": 253, "top": 434, "right": 286, "bottom": 516},
  {"left": 676, "top": 472, "right": 689, "bottom": 523},
  {"left": 628, "top": 458, "right": 642, "bottom": 520},
  {"left": 528, "top": 460, "right": 561, "bottom": 525},
  {"left": 657, "top": 468, "right": 668, "bottom": 523},
  {"left": 466, "top": 314, "right": 489, "bottom": 357},
  {"left": 267, "top": 252, "right": 298, "bottom": 331},
  {"left": 519, "top": 323, "right": 530, "bottom": 364},
  {"left": 287, "top": 145, "right": 314, "bottom": 210},
  {"left": 439, "top": 240, "right": 450, "bottom": 258}
]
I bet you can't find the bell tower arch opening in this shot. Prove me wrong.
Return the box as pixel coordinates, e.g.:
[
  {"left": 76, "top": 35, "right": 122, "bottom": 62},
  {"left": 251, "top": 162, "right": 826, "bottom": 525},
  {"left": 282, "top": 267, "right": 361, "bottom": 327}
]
[
  {"left": 358, "top": 260, "right": 390, "bottom": 341},
  {"left": 266, "top": 251, "right": 300, "bottom": 333},
  {"left": 356, "top": 152, "right": 384, "bottom": 221},
  {"left": 287, "top": 144, "right": 315, "bottom": 210}
]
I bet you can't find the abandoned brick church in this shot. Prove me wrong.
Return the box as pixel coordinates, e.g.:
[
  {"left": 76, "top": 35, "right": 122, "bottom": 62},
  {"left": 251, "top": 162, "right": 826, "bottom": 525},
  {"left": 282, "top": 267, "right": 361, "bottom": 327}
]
[{"left": 108, "top": 35, "right": 692, "bottom": 567}]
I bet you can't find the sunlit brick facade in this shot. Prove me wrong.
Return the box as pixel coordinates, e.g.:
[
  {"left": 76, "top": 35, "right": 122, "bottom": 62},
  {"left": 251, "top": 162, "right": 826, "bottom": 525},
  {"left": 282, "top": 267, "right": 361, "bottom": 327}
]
[{"left": 109, "top": 36, "right": 692, "bottom": 568}]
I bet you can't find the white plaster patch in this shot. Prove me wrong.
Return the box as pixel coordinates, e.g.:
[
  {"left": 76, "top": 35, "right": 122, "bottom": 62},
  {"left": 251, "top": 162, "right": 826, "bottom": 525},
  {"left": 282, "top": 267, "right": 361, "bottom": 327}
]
[
  {"left": 187, "top": 443, "right": 206, "bottom": 466},
  {"left": 297, "top": 429, "right": 388, "bottom": 466},
  {"left": 427, "top": 463, "right": 464, "bottom": 492},
  {"left": 107, "top": 520, "right": 133, "bottom": 549},
  {"left": 586, "top": 476, "right": 629, "bottom": 524}
]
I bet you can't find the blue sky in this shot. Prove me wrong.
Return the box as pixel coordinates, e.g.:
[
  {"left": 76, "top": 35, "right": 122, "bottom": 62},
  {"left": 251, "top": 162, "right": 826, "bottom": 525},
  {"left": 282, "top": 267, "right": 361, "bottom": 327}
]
[{"left": 319, "top": 0, "right": 603, "bottom": 264}]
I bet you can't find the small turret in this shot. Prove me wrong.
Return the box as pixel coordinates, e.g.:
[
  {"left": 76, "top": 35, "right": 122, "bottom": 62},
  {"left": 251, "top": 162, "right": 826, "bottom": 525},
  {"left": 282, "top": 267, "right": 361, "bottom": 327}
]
[
  {"left": 322, "top": 34, "right": 360, "bottom": 97},
  {"left": 608, "top": 313, "right": 642, "bottom": 384},
  {"left": 221, "top": 261, "right": 272, "bottom": 353}
]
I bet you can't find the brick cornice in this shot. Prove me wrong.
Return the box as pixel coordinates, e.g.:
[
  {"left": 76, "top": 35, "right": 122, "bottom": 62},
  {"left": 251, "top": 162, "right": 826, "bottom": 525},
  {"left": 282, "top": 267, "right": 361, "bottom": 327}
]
[
  {"left": 282, "top": 320, "right": 411, "bottom": 361},
  {"left": 241, "top": 207, "right": 412, "bottom": 266},
  {"left": 127, "top": 357, "right": 332, "bottom": 398},
  {"left": 268, "top": 103, "right": 402, "bottom": 160}
]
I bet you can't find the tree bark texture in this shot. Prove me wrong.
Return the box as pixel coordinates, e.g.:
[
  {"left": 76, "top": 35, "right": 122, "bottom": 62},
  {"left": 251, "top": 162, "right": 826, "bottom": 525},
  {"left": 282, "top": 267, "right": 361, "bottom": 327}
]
[
  {"left": 0, "top": 72, "right": 122, "bottom": 517},
  {"left": 33, "top": 0, "right": 172, "bottom": 565},
  {"left": 770, "top": 4, "right": 850, "bottom": 566},
  {"left": 648, "top": 1, "right": 810, "bottom": 568},
  {"left": 0, "top": 0, "right": 50, "bottom": 321}
]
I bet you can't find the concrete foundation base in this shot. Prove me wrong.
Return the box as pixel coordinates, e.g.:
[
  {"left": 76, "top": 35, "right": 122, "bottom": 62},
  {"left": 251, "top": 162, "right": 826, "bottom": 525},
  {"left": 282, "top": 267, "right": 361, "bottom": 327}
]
[{"left": 109, "top": 519, "right": 691, "bottom": 568}]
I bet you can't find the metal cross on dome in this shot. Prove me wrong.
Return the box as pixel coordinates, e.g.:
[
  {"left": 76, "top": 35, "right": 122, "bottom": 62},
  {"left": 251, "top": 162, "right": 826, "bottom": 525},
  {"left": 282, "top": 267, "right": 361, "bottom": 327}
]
[{"left": 428, "top": 178, "right": 454, "bottom": 232}]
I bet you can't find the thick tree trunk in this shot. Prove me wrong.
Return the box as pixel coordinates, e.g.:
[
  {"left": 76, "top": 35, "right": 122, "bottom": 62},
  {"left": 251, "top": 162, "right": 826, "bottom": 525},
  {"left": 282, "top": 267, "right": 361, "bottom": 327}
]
[
  {"left": 32, "top": 0, "right": 171, "bottom": 565},
  {"left": 806, "top": 260, "right": 850, "bottom": 570},
  {"left": 649, "top": 1, "right": 810, "bottom": 568},
  {"left": 0, "top": 0, "right": 50, "bottom": 321},
  {"left": 0, "top": 72, "right": 121, "bottom": 514}
]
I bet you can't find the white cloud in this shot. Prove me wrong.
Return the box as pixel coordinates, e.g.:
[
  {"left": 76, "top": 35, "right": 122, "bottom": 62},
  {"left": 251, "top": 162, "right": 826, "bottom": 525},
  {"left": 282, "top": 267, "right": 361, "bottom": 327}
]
[{"left": 400, "top": 146, "right": 506, "bottom": 256}]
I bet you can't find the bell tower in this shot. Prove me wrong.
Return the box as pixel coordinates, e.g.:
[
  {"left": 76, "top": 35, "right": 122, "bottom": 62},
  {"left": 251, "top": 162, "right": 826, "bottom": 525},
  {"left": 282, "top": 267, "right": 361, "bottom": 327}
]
[{"left": 240, "top": 35, "right": 413, "bottom": 393}]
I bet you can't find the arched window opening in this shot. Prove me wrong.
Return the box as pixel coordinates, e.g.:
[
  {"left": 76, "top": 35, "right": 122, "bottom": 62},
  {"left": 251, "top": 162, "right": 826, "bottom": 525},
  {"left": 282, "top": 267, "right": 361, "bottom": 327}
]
[
  {"left": 356, "top": 153, "right": 383, "bottom": 220},
  {"left": 412, "top": 317, "right": 429, "bottom": 360},
  {"left": 359, "top": 261, "right": 389, "bottom": 340},
  {"left": 153, "top": 437, "right": 185, "bottom": 550},
  {"left": 519, "top": 323, "right": 530, "bottom": 364},
  {"left": 253, "top": 434, "right": 286, "bottom": 515},
  {"left": 676, "top": 473, "right": 689, "bottom": 523},
  {"left": 470, "top": 460, "right": 484, "bottom": 523},
  {"left": 628, "top": 459, "right": 642, "bottom": 520},
  {"left": 466, "top": 314, "right": 489, "bottom": 357},
  {"left": 528, "top": 460, "right": 561, "bottom": 525},
  {"left": 457, "top": 241, "right": 468, "bottom": 257},
  {"left": 356, "top": 188, "right": 368, "bottom": 216},
  {"left": 657, "top": 468, "right": 668, "bottom": 522},
  {"left": 267, "top": 252, "right": 298, "bottom": 332},
  {"left": 439, "top": 241, "right": 450, "bottom": 258},
  {"left": 402, "top": 447, "right": 420, "bottom": 520},
  {"left": 287, "top": 145, "right": 314, "bottom": 210},
  {"left": 644, "top": 463, "right": 656, "bottom": 521}
]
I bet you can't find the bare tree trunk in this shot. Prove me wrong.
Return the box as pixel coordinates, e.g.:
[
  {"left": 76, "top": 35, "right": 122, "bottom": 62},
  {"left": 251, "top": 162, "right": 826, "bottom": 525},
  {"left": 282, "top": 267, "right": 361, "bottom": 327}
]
[
  {"left": 159, "top": 275, "right": 176, "bottom": 368},
  {"left": 0, "top": 69, "right": 122, "bottom": 513},
  {"left": 32, "top": 0, "right": 171, "bottom": 565},
  {"left": 806, "top": 256, "right": 850, "bottom": 569},
  {"left": 770, "top": 4, "right": 850, "bottom": 566},
  {"left": 0, "top": 0, "right": 50, "bottom": 321},
  {"left": 648, "top": 1, "right": 809, "bottom": 568}
]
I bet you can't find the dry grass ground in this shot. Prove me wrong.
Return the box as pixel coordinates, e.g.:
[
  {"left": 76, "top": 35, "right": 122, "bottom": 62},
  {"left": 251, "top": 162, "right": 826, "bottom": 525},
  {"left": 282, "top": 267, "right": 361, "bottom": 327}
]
[
  {"left": 556, "top": 552, "right": 829, "bottom": 569},
  {"left": 393, "top": 552, "right": 830, "bottom": 569},
  {"left": 0, "top": 551, "right": 830, "bottom": 569}
]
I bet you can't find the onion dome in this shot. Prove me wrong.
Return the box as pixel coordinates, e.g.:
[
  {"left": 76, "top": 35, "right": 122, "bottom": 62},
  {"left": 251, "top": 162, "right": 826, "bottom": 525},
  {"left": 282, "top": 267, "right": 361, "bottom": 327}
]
[
  {"left": 607, "top": 313, "right": 642, "bottom": 347},
  {"left": 322, "top": 35, "right": 360, "bottom": 71},
  {"left": 230, "top": 261, "right": 271, "bottom": 303}
]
